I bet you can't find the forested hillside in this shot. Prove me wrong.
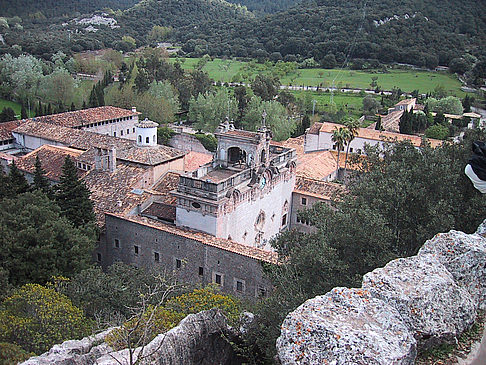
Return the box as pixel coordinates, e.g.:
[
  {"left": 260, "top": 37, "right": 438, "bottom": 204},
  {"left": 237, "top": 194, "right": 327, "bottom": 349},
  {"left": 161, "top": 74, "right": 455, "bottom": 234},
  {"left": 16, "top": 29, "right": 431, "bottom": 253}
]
[
  {"left": 225, "top": 0, "right": 301, "bottom": 14},
  {"left": 0, "top": 0, "right": 484, "bottom": 68},
  {"left": 0, "top": 0, "right": 140, "bottom": 18},
  {"left": 169, "top": 0, "right": 486, "bottom": 67}
]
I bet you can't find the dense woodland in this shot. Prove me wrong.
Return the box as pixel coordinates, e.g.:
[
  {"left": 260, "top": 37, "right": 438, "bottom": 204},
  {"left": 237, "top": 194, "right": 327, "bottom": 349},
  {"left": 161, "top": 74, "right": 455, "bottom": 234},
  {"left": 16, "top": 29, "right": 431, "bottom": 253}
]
[{"left": 0, "top": 0, "right": 485, "bottom": 69}]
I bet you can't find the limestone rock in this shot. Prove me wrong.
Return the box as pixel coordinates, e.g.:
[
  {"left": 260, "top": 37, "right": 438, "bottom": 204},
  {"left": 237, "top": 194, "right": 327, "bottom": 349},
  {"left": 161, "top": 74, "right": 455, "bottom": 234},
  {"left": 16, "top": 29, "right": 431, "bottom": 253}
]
[
  {"left": 96, "top": 308, "right": 238, "bottom": 365},
  {"left": 362, "top": 254, "right": 476, "bottom": 350},
  {"left": 21, "top": 328, "right": 114, "bottom": 365},
  {"left": 418, "top": 229, "right": 486, "bottom": 309},
  {"left": 276, "top": 287, "right": 417, "bottom": 365}
]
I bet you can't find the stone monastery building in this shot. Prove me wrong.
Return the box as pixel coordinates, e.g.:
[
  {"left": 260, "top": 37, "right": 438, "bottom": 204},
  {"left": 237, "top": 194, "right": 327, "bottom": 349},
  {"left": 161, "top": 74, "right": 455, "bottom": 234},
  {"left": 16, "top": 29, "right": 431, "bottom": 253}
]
[{"left": 0, "top": 104, "right": 439, "bottom": 298}]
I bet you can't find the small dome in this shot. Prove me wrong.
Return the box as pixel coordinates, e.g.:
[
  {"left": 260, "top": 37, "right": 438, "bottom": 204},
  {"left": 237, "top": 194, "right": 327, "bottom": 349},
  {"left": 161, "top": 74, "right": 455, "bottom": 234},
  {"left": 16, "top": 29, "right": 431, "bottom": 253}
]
[{"left": 136, "top": 118, "right": 159, "bottom": 128}]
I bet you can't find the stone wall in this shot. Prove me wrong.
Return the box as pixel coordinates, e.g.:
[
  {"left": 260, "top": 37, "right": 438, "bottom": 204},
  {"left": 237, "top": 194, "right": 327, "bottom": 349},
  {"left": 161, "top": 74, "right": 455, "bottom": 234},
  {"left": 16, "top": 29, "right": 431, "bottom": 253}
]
[
  {"left": 101, "top": 214, "right": 272, "bottom": 299},
  {"left": 277, "top": 221, "right": 486, "bottom": 364},
  {"left": 169, "top": 132, "right": 209, "bottom": 154}
]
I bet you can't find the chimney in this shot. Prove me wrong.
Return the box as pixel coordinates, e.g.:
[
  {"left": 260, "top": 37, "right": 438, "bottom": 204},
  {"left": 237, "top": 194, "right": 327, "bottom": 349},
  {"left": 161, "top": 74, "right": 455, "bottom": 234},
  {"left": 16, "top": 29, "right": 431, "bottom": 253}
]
[
  {"left": 132, "top": 107, "right": 137, "bottom": 113},
  {"left": 108, "top": 147, "right": 117, "bottom": 172}
]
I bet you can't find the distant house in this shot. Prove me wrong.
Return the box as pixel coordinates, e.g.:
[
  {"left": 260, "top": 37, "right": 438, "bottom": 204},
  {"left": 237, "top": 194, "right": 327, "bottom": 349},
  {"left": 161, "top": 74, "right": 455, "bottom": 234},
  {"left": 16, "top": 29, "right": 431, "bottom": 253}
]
[{"left": 305, "top": 121, "right": 442, "bottom": 155}]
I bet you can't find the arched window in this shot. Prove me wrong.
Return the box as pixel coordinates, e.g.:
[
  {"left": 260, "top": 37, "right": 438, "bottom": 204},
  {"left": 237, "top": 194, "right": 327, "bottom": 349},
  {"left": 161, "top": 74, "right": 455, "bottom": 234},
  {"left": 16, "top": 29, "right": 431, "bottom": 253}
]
[
  {"left": 138, "top": 135, "right": 142, "bottom": 143},
  {"left": 261, "top": 149, "right": 266, "bottom": 164},
  {"left": 146, "top": 136, "right": 149, "bottom": 144},
  {"left": 153, "top": 135, "right": 156, "bottom": 142}
]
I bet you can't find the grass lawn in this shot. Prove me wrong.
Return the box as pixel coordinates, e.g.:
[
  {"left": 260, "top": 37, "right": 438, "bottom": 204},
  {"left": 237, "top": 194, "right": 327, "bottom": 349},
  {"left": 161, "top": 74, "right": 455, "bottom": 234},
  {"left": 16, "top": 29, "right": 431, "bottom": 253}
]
[
  {"left": 170, "top": 57, "right": 464, "bottom": 96},
  {"left": 290, "top": 90, "right": 367, "bottom": 118},
  {"left": 0, "top": 99, "right": 34, "bottom": 119}
]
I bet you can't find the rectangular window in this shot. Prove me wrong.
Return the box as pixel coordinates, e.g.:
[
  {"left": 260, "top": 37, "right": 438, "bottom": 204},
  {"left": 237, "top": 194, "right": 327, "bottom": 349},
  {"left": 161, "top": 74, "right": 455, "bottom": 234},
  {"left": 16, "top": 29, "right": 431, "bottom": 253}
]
[
  {"left": 281, "top": 214, "right": 287, "bottom": 227},
  {"left": 97, "top": 253, "right": 102, "bottom": 262},
  {"left": 120, "top": 130, "right": 124, "bottom": 136},
  {"left": 215, "top": 274, "right": 222, "bottom": 285},
  {"left": 154, "top": 252, "right": 159, "bottom": 262},
  {"left": 176, "top": 259, "right": 182, "bottom": 269},
  {"left": 301, "top": 197, "right": 307, "bottom": 206},
  {"left": 127, "top": 129, "right": 130, "bottom": 135},
  {"left": 114, "top": 238, "right": 120, "bottom": 248},
  {"left": 199, "top": 267, "right": 204, "bottom": 276},
  {"left": 134, "top": 245, "right": 139, "bottom": 255},
  {"left": 133, "top": 128, "right": 135, "bottom": 133},
  {"left": 235, "top": 279, "right": 245, "bottom": 293}
]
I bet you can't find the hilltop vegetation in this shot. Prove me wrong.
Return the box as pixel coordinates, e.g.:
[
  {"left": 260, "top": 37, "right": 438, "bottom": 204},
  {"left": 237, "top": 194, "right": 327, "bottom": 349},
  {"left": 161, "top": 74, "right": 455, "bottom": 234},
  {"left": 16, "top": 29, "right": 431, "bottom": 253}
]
[
  {"left": 0, "top": 0, "right": 139, "bottom": 18},
  {"left": 0, "top": 0, "right": 484, "bottom": 70}
]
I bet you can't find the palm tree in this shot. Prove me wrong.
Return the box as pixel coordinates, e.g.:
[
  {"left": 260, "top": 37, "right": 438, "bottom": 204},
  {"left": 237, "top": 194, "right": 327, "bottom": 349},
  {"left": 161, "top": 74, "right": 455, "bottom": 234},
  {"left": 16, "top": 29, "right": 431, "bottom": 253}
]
[
  {"left": 343, "top": 119, "right": 360, "bottom": 173},
  {"left": 331, "top": 127, "right": 347, "bottom": 177}
]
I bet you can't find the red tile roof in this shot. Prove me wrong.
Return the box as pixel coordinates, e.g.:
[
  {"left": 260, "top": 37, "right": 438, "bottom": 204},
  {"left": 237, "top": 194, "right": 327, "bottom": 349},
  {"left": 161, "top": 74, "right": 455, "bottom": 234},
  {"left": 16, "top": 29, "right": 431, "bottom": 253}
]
[
  {"left": 0, "top": 120, "right": 24, "bottom": 140},
  {"left": 15, "top": 145, "right": 85, "bottom": 181},
  {"left": 84, "top": 162, "right": 150, "bottom": 226},
  {"left": 13, "top": 121, "right": 185, "bottom": 166},
  {"left": 142, "top": 202, "right": 176, "bottom": 221},
  {"left": 27, "top": 106, "right": 139, "bottom": 128},
  {"left": 108, "top": 213, "right": 278, "bottom": 264},
  {"left": 184, "top": 151, "right": 213, "bottom": 172},
  {"left": 294, "top": 176, "right": 346, "bottom": 200},
  {"left": 395, "top": 98, "right": 416, "bottom": 106},
  {"left": 317, "top": 122, "right": 443, "bottom": 148}
]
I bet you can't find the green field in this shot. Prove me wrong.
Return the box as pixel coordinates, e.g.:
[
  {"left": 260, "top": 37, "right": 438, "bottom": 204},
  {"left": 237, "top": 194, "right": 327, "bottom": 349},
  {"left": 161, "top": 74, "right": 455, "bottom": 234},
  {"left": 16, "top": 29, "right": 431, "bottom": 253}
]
[
  {"left": 170, "top": 57, "right": 464, "bottom": 96},
  {"left": 290, "top": 90, "right": 367, "bottom": 119},
  {"left": 0, "top": 99, "right": 25, "bottom": 118}
]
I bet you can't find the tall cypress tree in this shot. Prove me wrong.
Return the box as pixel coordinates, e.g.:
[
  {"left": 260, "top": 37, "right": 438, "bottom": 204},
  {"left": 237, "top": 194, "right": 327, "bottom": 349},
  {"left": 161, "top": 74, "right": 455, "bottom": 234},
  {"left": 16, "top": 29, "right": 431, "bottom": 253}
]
[
  {"left": 8, "top": 160, "right": 30, "bottom": 196},
  {"left": 56, "top": 157, "right": 95, "bottom": 227},
  {"left": 21, "top": 104, "right": 28, "bottom": 119},
  {"left": 32, "top": 156, "right": 52, "bottom": 197}
]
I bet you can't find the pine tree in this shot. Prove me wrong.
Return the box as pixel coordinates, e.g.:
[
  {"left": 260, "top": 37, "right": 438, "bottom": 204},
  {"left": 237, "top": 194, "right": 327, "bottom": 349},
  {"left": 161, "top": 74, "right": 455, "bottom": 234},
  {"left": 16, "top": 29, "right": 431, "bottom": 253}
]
[
  {"left": 399, "top": 110, "right": 412, "bottom": 135},
  {"left": 8, "top": 160, "right": 30, "bottom": 195},
  {"left": 32, "top": 156, "right": 52, "bottom": 197},
  {"left": 21, "top": 104, "right": 28, "bottom": 119},
  {"left": 0, "top": 167, "right": 9, "bottom": 199},
  {"left": 375, "top": 116, "right": 382, "bottom": 131},
  {"left": 56, "top": 156, "right": 95, "bottom": 227}
]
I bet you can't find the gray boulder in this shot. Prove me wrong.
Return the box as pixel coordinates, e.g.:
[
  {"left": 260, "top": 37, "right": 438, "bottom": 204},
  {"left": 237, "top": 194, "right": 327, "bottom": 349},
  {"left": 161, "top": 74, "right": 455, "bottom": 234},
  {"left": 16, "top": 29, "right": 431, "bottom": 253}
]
[
  {"left": 96, "top": 308, "right": 238, "bottom": 365},
  {"left": 276, "top": 287, "right": 416, "bottom": 365},
  {"left": 362, "top": 254, "right": 476, "bottom": 350},
  {"left": 20, "top": 328, "right": 114, "bottom": 365},
  {"left": 418, "top": 229, "right": 486, "bottom": 309}
]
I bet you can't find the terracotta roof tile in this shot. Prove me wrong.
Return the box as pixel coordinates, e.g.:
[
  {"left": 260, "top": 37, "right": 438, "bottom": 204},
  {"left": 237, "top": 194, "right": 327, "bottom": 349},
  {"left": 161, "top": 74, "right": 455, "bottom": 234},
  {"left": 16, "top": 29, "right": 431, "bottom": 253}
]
[
  {"left": 108, "top": 213, "right": 278, "bottom": 264},
  {"left": 15, "top": 145, "right": 85, "bottom": 181},
  {"left": 84, "top": 162, "right": 149, "bottom": 226},
  {"left": 14, "top": 121, "right": 185, "bottom": 166},
  {"left": 271, "top": 136, "right": 305, "bottom": 157},
  {"left": 150, "top": 171, "right": 180, "bottom": 204},
  {"left": 318, "top": 122, "right": 443, "bottom": 148},
  {"left": 142, "top": 202, "right": 176, "bottom": 221},
  {"left": 296, "top": 150, "right": 339, "bottom": 180},
  {"left": 0, "top": 120, "right": 24, "bottom": 140},
  {"left": 307, "top": 122, "right": 322, "bottom": 135},
  {"left": 184, "top": 151, "right": 213, "bottom": 172},
  {"left": 294, "top": 176, "right": 346, "bottom": 200},
  {"left": 395, "top": 98, "right": 416, "bottom": 106},
  {"left": 26, "top": 106, "right": 139, "bottom": 128}
]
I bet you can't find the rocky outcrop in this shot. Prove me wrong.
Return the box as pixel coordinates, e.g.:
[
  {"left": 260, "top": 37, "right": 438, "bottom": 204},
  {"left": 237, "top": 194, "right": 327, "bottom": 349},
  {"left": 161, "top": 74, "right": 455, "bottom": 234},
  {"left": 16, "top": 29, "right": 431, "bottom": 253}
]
[
  {"left": 362, "top": 254, "right": 476, "bottom": 350},
  {"left": 277, "top": 221, "right": 486, "bottom": 365},
  {"left": 22, "top": 309, "right": 239, "bottom": 365},
  {"left": 96, "top": 308, "right": 238, "bottom": 365},
  {"left": 419, "top": 230, "right": 486, "bottom": 310},
  {"left": 277, "top": 287, "right": 417, "bottom": 365},
  {"left": 21, "top": 328, "right": 114, "bottom": 365}
]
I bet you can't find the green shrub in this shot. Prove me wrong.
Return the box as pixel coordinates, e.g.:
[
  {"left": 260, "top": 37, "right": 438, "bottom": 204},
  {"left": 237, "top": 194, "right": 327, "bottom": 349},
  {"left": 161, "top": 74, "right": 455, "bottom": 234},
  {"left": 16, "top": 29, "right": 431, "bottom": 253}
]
[
  {"left": 195, "top": 133, "right": 217, "bottom": 152},
  {"left": 0, "top": 342, "right": 34, "bottom": 365},
  {"left": 0, "top": 284, "right": 93, "bottom": 354}
]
